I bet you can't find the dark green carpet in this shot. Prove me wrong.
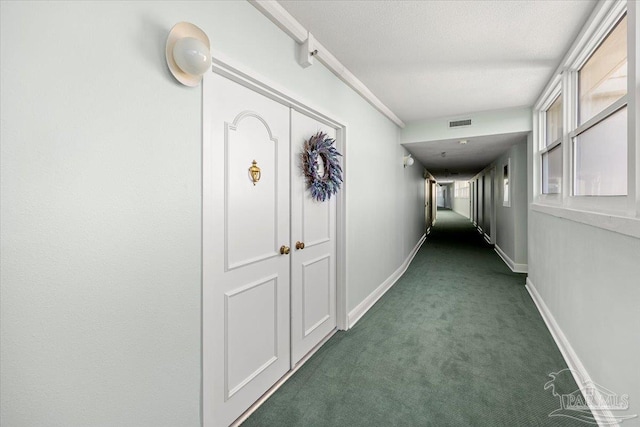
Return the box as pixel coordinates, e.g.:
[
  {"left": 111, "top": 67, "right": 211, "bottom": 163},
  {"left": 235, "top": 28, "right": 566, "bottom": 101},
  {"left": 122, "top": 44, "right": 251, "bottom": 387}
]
[{"left": 242, "top": 210, "right": 587, "bottom": 426}]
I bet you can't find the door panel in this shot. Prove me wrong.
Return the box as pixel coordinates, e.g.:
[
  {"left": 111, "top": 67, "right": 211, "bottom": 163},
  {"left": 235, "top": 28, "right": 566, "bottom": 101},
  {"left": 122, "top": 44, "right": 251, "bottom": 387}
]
[
  {"left": 303, "top": 198, "right": 331, "bottom": 247},
  {"left": 225, "top": 275, "right": 278, "bottom": 398},
  {"left": 203, "top": 73, "right": 291, "bottom": 427},
  {"left": 290, "top": 110, "right": 337, "bottom": 366},
  {"left": 226, "top": 112, "right": 280, "bottom": 270},
  {"left": 302, "top": 255, "right": 331, "bottom": 335}
]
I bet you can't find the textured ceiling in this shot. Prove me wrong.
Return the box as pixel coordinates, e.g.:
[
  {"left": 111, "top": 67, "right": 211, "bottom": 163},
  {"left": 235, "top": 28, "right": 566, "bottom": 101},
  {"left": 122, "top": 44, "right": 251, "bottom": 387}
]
[
  {"left": 403, "top": 132, "right": 528, "bottom": 180},
  {"left": 279, "top": 0, "right": 597, "bottom": 123}
]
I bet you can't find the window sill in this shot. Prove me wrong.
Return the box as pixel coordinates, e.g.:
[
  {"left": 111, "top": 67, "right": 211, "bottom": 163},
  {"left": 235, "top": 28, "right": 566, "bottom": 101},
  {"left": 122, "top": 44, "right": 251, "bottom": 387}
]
[{"left": 530, "top": 203, "right": 640, "bottom": 239}]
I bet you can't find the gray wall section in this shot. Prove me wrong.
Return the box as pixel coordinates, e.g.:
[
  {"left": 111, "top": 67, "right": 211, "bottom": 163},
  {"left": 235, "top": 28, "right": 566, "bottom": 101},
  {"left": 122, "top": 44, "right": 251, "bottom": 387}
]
[
  {"left": 444, "top": 184, "right": 453, "bottom": 209},
  {"left": 474, "top": 176, "right": 484, "bottom": 228},
  {"left": 494, "top": 138, "right": 528, "bottom": 265},
  {"left": 472, "top": 137, "right": 528, "bottom": 266},
  {"left": 496, "top": 151, "right": 515, "bottom": 259},
  {"left": 0, "top": 2, "right": 426, "bottom": 426},
  {"left": 528, "top": 212, "right": 640, "bottom": 421},
  {"left": 402, "top": 150, "right": 427, "bottom": 252},
  {"left": 437, "top": 183, "right": 453, "bottom": 209},
  {"left": 512, "top": 140, "right": 528, "bottom": 264},
  {"left": 483, "top": 173, "right": 493, "bottom": 237}
]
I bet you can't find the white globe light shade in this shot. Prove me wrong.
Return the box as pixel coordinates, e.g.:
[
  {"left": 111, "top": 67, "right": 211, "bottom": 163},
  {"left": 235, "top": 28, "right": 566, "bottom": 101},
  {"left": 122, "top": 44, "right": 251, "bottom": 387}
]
[
  {"left": 406, "top": 156, "right": 415, "bottom": 166},
  {"left": 173, "top": 37, "right": 211, "bottom": 76}
]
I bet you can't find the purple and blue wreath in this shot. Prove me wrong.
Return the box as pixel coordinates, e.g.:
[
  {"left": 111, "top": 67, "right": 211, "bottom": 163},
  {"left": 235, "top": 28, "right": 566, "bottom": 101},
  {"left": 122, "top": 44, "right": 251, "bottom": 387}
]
[{"left": 302, "top": 132, "right": 343, "bottom": 202}]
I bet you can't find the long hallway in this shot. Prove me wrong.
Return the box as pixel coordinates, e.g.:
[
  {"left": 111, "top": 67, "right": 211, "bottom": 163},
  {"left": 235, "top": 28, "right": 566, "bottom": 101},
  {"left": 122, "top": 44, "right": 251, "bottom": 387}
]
[{"left": 243, "top": 210, "right": 586, "bottom": 426}]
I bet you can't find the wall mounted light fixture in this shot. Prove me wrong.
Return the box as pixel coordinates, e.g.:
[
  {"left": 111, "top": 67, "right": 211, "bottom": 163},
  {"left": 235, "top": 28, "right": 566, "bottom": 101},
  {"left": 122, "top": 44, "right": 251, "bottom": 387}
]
[
  {"left": 166, "top": 22, "right": 211, "bottom": 87},
  {"left": 403, "top": 154, "right": 415, "bottom": 168}
]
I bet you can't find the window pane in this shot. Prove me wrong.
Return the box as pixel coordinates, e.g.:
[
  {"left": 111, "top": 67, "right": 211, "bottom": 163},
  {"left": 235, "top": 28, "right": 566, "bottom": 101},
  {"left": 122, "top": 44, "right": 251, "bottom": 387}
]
[
  {"left": 546, "top": 95, "right": 562, "bottom": 146},
  {"left": 454, "top": 181, "right": 469, "bottom": 198},
  {"left": 579, "top": 15, "right": 627, "bottom": 124},
  {"left": 574, "top": 106, "right": 627, "bottom": 196},
  {"left": 542, "top": 145, "right": 562, "bottom": 194},
  {"left": 503, "top": 164, "right": 509, "bottom": 205}
]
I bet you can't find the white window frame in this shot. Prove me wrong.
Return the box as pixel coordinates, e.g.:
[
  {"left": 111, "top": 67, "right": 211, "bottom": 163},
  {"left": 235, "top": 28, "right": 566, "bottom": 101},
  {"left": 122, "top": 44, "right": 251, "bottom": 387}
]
[
  {"left": 533, "top": 0, "right": 639, "bottom": 234},
  {"left": 537, "top": 82, "right": 563, "bottom": 201},
  {"left": 570, "top": 11, "right": 628, "bottom": 202}
]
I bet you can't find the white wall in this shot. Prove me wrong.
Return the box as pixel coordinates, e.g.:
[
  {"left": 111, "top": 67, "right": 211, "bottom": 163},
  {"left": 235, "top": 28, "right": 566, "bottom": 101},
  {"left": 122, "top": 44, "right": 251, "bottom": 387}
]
[
  {"left": 0, "top": 2, "right": 426, "bottom": 426},
  {"left": 528, "top": 213, "right": 640, "bottom": 421},
  {"left": 451, "top": 183, "right": 470, "bottom": 219},
  {"left": 451, "top": 197, "right": 469, "bottom": 218},
  {"left": 401, "top": 149, "right": 427, "bottom": 255}
]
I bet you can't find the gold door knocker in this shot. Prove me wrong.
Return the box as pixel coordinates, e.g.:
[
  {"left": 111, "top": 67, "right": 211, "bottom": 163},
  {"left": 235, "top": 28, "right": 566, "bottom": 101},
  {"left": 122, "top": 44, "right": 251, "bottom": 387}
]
[{"left": 249, "top": 160, "right": 261, "bottom": 186}]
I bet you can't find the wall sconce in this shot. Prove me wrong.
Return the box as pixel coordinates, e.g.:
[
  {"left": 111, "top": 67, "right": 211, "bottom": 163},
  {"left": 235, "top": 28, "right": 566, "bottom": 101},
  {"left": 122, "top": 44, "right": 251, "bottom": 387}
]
[
  {"left": 403, "top": 154, "right": 415, "bottom": 168},
  {"left": 166, "top": 22, "right": 211, "bottom": 87}
]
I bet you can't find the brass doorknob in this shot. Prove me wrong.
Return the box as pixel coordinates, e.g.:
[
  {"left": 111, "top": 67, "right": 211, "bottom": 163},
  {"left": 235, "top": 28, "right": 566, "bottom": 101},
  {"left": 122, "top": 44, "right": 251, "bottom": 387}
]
[
  {"left": 295, "top": 241, "right": 305, "bottom": 250},
  {"left": 280, "top": 245, "right": 290, "bottom": 255}
]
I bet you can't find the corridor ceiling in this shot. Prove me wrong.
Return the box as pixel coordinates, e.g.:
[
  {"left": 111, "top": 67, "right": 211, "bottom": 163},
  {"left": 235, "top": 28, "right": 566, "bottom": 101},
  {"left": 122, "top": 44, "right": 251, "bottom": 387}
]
[
  {"left": 279, "top": 0, "right": 597, "bottom": 122},
  {"left": 278, "top": 0, "right": 597, "bottom": 180},
  {"left": 404, "top": 132, "right": 528, "bottom": 180}
]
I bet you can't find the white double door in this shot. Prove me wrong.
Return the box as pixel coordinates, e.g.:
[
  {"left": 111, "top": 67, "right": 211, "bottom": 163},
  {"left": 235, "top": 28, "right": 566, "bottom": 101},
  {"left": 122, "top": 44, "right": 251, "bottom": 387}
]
[{"left": 203, "top": 72, "right": 337, "bottom": 427}]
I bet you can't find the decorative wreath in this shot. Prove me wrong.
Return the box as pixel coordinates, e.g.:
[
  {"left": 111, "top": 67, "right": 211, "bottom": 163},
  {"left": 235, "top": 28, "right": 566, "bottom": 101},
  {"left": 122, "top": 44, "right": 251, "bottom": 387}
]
[{"left": 302, "top": 131, "right": 343, "bottom": 202}]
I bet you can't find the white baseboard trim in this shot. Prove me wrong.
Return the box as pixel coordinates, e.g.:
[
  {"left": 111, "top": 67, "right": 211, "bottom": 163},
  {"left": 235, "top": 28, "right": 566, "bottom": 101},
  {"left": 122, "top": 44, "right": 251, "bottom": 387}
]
[
  {"left": 525, "top": 279, "right": 618, "bottom": 426},
  {"left": 494, "top": 245, "right": 528, "bottom": 273},
  {"left": 347, "top": 233, "right": 426, "bottom": 329},
  {"left": 452, "top": 208, "right": 470, "bottom": 219},
  {"left": 483, "top": 233, "right": 492, "bottom": 244}
]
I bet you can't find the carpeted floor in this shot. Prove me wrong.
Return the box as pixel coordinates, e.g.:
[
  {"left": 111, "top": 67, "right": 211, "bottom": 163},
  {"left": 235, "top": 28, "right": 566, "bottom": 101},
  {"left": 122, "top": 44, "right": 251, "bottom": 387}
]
[{"left": 242, "top": 210, "right": 588, "bottom": 426}]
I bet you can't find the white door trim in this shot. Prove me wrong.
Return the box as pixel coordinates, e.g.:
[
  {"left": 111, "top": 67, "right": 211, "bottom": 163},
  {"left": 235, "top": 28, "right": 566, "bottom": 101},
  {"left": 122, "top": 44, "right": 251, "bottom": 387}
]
[
  {"left": 202, "top": 53, "right": 348, "bottom": 426},
  {"left": 206, "top": 52, "right": 348, "bottom": 332},
  {"left": 206, "top": 51, "right": 348, "bottom": 330}
]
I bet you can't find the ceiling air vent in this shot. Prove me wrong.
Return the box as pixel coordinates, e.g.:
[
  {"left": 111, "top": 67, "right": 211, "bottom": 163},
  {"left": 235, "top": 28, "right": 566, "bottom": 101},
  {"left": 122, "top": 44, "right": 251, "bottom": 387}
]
[{"left": 449, "top": 118, "right": 472, "bottom": 128}]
